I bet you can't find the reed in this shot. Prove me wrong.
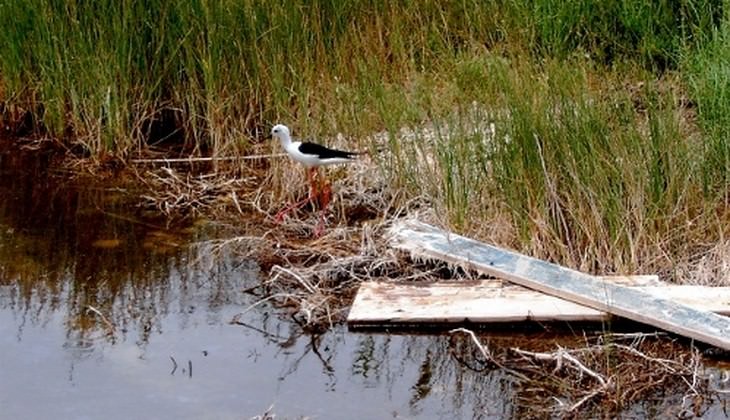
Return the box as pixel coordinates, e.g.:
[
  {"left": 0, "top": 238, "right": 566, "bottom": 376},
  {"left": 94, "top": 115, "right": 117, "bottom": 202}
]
[
  {"left": 1, "top": 0, "right": 728, "bottom": 277},
  {"left": 382, "top": 55, "right": 720, "bottom": 277},
  {"left": 0, "top": 0, "right": 718, "bottom": 152},
  {"left": 684, "top": 11, "right": 730, "bottom": 194}
]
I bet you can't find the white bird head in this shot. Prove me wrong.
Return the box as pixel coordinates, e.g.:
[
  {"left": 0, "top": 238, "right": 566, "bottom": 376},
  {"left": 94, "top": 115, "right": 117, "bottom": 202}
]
[{"left": 271, "top": 124, "right": 290, "bottom": 141}]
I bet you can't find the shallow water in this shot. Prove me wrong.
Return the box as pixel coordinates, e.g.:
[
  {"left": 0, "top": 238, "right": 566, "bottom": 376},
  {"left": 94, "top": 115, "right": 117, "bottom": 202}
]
[
  {"left": 0, "top": 144, "right": 728, "bottom": 420},
  {"left": 0, "top": 146, "right": 516, "bottom": 419}
]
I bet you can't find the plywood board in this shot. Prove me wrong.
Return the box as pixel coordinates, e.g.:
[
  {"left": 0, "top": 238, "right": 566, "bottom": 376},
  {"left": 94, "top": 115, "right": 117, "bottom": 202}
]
[
  {"left": 347, "top": 280, "right": 730, "bottom": 326},
  {"left": 387, "top": 220, "right": 730, "bottom": 350}
]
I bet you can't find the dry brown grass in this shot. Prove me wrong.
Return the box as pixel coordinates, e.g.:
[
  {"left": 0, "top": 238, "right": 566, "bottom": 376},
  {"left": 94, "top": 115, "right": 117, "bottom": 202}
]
[
  {"left": 675, "top": 240, "right": 730, "bottom": 286},
  {"left": 449, "top": 328, "right": 725, "bottom": 417}
]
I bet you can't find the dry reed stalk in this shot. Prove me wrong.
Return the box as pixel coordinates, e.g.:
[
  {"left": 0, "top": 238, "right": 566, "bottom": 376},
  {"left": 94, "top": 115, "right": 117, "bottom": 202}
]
[
  {"left": 133, "top": 166, "right": 256, "bottom": 216},
  {"left": 675, "top": 240, "right": 730, "bottom": 286},
  {"left": 130, "top": 153, "right": 287, "bottom": 164},
  {"left": 449, "top": 328, "right": 721, "bottom": 417}
]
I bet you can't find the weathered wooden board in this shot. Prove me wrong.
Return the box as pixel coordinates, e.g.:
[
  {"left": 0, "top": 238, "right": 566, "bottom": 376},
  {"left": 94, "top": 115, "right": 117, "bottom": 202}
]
[
  {"left": 388, "top": 220, "right": 730, "bottom": 350},
  {"left": 347, "top": 279, "right": 730, "bottom": 325}
]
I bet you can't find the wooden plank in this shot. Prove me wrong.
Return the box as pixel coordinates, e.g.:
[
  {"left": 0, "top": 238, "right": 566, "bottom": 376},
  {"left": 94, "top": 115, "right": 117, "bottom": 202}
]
[
  {"left": 388, "top": 220, "right": 730, "bottom": 350},
  {"left": 347, "top": 280, "right": 730, "bottom": 325}
]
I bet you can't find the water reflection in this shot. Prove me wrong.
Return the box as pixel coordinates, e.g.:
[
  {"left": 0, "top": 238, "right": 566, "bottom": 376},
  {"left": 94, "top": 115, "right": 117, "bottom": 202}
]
[
  {"left": 0, "top": 144, "right": 726, "bottom": 419},
  {"left": 0, "top": 146, "right": 229, "bottom": 347},
  {"left": 0, "top": 145, "right": 514, "bottom": 419}
]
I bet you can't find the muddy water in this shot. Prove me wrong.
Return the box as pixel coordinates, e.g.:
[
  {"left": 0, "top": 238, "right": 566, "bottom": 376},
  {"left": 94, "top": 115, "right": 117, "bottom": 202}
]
[{"left": 0, "top": 146, "right": 516, "bottom": 419}]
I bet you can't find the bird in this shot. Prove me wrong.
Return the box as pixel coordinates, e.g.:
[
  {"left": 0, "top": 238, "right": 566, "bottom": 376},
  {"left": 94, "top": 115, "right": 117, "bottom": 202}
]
[{"left": 271, "top": 123, "right": 360, "bottom": 236}]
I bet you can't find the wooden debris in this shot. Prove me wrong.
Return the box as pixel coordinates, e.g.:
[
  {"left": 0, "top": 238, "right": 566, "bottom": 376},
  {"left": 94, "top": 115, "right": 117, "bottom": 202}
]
[
  {"left": 347, "top": 279, "right": 730, "bottom": 326},
  {"left": 386, "top": 220, "right": 730, "bottom": 351}
]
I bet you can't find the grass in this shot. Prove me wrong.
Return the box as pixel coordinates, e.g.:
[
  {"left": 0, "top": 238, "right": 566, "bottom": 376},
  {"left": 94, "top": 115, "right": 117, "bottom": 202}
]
[
  {"left": 374, "top": 53, "right": 725, "bottom": 279},
  {"left": 1, "top": 0, "right": 730, "bottom": 279},
  {"left": 0, "top": 0, "right": 720, "bottom": 149},
  {"left": 685, "top": 13, "right": 730, "bottom": 194}
]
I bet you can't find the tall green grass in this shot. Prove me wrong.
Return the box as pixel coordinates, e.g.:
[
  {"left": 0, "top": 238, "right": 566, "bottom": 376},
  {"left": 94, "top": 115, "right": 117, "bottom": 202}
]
[
  {"left": 526, "top": 0, "right": 721, "bottom": 68},
  {"left": 386, "top": 56, "right": 713, "bottom": 275},
  {"left": 1, "top": 0, "right": 728, "bottom": 277},
  {"left": 684, "top": 12, "right": 730, "bottom": 194},
  {"left": 0, "top": 0, "right": 720, "bottom": 154}
]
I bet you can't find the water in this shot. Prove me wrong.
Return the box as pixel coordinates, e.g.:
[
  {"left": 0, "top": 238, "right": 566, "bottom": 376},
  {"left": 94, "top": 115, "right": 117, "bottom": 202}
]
[
  {"left": 0, "top": 145, "right": 515, "bottom": 420},
  {"left": 1, "top": 144, "right": 728, "bottom": 420}
]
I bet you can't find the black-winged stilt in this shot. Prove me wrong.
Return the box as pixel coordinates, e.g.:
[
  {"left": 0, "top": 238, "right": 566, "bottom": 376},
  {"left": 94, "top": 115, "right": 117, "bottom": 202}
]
[{"left": 271, "top": 124, "right": 359, "bottom": 236}]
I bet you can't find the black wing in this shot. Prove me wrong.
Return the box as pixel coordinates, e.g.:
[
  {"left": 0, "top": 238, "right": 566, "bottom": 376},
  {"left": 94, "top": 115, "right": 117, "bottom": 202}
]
[{"left": 299, "top": 142, "right": 358, "bottom": 159}]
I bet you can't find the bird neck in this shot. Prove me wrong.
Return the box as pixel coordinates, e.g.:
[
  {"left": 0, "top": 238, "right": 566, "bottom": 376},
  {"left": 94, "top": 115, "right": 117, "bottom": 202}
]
[{"left": 278, "top": 134, "right": 293, "bottom": 149}]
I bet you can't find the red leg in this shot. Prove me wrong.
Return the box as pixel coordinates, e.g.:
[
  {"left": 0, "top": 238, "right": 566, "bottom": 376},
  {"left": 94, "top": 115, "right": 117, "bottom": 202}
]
[
  {"left": 312, "top": 173, "right": 332, "bottom": 237},
  {"left": 318, "top": 178, "right": 332, "bottom": 209},
  {"left": 275, "top": 167, "right": 318, "bottom": 223},
  {"left": 307, "top": 167, "right": 319, "bottom": 203},
  {"left": 275, "top": 195, "right": 311, "bottom": 223}
]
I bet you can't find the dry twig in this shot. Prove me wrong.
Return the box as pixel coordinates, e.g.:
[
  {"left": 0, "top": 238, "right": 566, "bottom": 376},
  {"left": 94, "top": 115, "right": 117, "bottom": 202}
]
[{"left": 448, "top": 327, "right": 718, "bottom": 416}]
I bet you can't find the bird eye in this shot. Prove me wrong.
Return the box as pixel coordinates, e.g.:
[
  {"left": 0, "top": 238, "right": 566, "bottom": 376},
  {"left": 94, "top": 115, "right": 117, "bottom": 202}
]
[{"left": 273, "top": 129, "right": 278, "bottom": 133}]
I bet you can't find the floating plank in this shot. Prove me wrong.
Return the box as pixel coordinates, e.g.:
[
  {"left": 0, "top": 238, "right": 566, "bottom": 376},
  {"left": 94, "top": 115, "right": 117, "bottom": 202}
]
[
  {"left": 347, "top": 279, "right": 730, "bottom": 326},
  {"left": 388, "top": 220, "right": 730, "bottom": 351}
]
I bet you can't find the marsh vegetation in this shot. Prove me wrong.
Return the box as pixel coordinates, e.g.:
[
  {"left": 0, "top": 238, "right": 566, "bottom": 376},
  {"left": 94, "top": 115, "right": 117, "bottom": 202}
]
[
  {"left": 2, "top": 0, "right": 729, "bottom": 281},
  {"left": 2, "top": 1, "right": 730, "bottom": 417}
]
